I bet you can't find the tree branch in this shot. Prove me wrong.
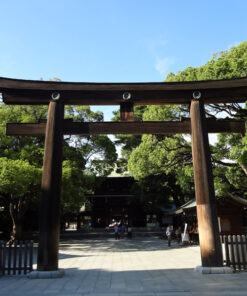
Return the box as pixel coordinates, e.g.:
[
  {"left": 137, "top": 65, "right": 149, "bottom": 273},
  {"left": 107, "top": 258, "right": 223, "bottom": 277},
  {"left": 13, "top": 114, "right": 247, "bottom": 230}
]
[
  {"left": 239, "top": 163, "right": 247, "bottom": 176},
  {"left": 211, "top": 158, "right": 237, "bottom": 167}
]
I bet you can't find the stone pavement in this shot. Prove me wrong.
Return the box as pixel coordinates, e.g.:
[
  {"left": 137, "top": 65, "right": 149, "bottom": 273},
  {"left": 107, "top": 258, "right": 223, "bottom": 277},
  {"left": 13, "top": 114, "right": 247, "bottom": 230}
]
[{"left": 0, "top": 236, "right": 247, "bottom": 296}]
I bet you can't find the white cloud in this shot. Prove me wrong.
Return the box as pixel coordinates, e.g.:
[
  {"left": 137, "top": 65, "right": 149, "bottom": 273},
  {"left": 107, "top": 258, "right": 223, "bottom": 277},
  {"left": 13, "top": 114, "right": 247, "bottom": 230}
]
[{"left": 154, "top": 57, "right": 175, "bottom": 78}]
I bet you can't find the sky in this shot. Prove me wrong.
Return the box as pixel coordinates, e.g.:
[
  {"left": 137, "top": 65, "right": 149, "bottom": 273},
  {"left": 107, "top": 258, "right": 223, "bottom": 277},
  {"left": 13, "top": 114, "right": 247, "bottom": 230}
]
[{"left": 0, "top": 0, "right": 246, "bottom": 121}]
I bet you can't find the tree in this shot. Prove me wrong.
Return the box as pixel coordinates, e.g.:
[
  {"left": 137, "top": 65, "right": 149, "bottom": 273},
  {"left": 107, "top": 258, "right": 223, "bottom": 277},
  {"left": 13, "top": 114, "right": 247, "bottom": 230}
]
[
  {"left": 131, "top": 173, "right": 188, "bottom": 214},
  {"left": 0, "top": 158, "right": 41, "bottom": 241},
  {"left": 65, "top": 105, "right": 117, "bottom": 176},
  {"left": 0, "top": 103, "right": 47, "bottom": 165},
  {"left": 165, "top": 41, "right": 247, "bottom": 198},
  {"left": 127, "top": 41, "right": 247, "bottom": 205},
  {"left": 0, "top": 103, "right": 46, "bottom": 241},
  {"left": 0, "top": 100, "right": 117, "bottom": 240},
  {"left": 60, "top": 159, "right": 95, "bottom": 229}
]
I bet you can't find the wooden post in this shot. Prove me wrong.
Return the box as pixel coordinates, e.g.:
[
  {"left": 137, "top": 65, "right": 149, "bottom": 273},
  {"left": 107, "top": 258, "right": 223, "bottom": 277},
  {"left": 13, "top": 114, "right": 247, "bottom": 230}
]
[
  {"left": 37, "top": 100, "right": 64, "bottom": 271},
  {"left": 120, "top": 102, "right": 134, "bottom": 121},
  {"left": 190, "top": 98, "right": 223, "bottom": 267}
]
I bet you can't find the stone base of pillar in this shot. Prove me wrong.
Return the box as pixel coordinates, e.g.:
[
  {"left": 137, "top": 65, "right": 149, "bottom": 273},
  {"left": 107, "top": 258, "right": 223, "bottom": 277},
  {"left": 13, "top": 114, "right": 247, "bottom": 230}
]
[
  {"left": 27, "top": 269, "right": 65, "bottom": 279},
  {"left": 195, "top": 266, "right": 233, "bottom": 274}
]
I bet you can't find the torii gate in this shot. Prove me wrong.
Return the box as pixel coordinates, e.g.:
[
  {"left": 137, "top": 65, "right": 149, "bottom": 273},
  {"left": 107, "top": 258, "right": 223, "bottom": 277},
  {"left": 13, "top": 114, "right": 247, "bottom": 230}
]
[{"left": 0, "top": 77, "right": 246, "bottom": 275}]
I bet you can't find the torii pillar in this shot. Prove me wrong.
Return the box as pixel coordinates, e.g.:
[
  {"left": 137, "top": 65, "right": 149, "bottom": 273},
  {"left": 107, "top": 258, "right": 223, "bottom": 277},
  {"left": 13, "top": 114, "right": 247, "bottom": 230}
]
[
  {"left": 190, "top": 93, "right": 223, "bottom": 270},
  {"left": 37, "top": 99, "right": 64, "bottom": 274}
]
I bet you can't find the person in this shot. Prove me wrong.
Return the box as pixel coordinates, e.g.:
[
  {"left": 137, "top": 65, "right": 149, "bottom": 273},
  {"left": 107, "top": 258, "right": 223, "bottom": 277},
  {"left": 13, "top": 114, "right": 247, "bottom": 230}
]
[
  {"left": 190, "top": 223, "right": 198, "bottom": 244},
  {"left": 166, "top": 224, "right": 173, "bottom": 247},
  {"left": 114, "top": 223, "right": 119, "bottom": 240}
]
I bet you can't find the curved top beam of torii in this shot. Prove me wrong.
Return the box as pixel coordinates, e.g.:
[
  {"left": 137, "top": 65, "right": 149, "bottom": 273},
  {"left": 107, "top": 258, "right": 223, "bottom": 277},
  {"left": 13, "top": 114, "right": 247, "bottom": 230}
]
[{"left": 0, "top": 76, "right": 247, "bottom": 105}]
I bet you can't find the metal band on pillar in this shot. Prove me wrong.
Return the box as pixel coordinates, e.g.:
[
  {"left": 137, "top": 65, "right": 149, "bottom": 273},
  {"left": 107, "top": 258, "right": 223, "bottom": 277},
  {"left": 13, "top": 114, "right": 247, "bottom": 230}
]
[{"left": 190, "top": 91, "right": 223, "bottom": 267}]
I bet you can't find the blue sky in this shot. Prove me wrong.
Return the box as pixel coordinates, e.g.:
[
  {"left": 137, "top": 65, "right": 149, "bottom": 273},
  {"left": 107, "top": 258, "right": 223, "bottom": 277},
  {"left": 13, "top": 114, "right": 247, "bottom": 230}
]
[{"left": 0, "top": 0, "right": 246, "bottom": 120}]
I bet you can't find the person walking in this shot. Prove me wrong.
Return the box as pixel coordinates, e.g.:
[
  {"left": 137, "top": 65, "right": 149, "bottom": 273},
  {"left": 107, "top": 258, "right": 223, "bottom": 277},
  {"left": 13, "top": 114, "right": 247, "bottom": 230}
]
[{"left": 166, "top": 224, "right": 173, "bottom": 247}]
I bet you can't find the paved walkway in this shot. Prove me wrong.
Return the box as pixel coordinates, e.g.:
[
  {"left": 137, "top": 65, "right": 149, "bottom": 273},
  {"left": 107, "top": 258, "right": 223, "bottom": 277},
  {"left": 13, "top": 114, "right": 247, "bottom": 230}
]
[{"left": 0, "top": 236, "right": 247, "bottom": 296}]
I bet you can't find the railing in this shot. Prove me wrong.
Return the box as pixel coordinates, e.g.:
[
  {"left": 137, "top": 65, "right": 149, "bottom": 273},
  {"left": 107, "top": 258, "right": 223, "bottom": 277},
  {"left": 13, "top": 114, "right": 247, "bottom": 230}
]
[
  {"left": 221, "top": 235, "right": 247, "bottom": 270},
  {"left": 0, "top": 240, "right": 33, "bottom": 275}
]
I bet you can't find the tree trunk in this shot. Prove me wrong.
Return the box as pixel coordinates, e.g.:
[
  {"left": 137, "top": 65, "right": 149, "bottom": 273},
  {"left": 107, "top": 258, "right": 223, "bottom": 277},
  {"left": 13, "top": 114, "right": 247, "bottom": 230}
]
[
  {"left": 9, "top": 196, "right": 27, "bottom": 243},
  {"left": 10, "top": 219, "right": 23, "bottom": 242}
]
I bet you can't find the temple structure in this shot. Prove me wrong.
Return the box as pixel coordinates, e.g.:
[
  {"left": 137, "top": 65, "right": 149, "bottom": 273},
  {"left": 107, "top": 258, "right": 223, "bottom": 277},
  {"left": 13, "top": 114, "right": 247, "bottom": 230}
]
[
  {"left": 0, "top": 76, "right": 246, "bottom": 274},
  {"left": 87, "top": 177, "right": 138, "bottom": 227}
]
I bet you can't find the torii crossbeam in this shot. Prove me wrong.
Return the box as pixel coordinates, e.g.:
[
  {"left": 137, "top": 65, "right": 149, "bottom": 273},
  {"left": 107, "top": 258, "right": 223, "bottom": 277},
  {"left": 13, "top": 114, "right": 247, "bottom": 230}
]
[
  {"left": 1, "top": 76, "right": 246, "bottom": 274},
  {"left": 6, "top": 118, "right": 246, "bottom": 136}
]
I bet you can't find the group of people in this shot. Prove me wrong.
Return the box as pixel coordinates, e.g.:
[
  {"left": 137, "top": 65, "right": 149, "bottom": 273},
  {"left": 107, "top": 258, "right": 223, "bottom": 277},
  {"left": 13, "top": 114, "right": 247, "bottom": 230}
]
[
  {"left": 165, "top": 222, "right": 198, "bottom": 247},
  {"left": 110, "top": 220, "right": 132, "bottom": 240}
]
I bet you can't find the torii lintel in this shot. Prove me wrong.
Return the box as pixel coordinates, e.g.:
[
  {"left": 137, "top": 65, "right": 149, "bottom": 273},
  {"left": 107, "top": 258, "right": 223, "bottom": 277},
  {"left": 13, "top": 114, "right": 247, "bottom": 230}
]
[{"left": 0, "top": 76, "right": 247, "bottom": 105}]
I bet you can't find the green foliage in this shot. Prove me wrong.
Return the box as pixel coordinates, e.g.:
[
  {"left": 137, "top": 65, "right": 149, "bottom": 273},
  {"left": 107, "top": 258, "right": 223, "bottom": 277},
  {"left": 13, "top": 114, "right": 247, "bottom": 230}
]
[
  {"left": 134, "top": 174, "right": 174, "bottom": 213},
  {"left": 0, "top": 101, "right": 117, "bottom": 238},
  {"left": 65, "top": 105, "right": 103, "bottom": 122},
  {"left": 0, "top": 157, "right": 42, "bottom": 240},
  {"left": 113, "top": 106, "right": 147, "bottom": 173},
  {"left": 142, "top": 105, "right": 183, "bottom": 121},
  {"left": 128, "top": 133, "right": 193, "bottom": 205},
  {"left": 0, "top": 157, "right": 41, "bottom": 197},
  {"left": 166, "top": 42, "right": 247, "bottom": 82},
  {"left": 65, "top": 106, "right": 117, "bottom": 176},
  {"left": 240, "top": 133, "right": 247, "bottom": 168},
  {"left": 127, "top": 41, "right": 247, "bottom": 204},
  {"left": 61, "top": 160, "right": 94, "bottom": 219},
  {"left": 0, "top": 104, "right": 47, "bottom": 165}
]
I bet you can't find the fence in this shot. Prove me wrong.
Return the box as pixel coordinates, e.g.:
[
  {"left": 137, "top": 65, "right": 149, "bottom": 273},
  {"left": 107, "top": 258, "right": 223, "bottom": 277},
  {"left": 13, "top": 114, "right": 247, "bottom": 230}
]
[
  {"left": 221, "top": 235, "right": 247, "bottom": 271},
  {"left": 0, "top": 240, "right": 33, "bottom": 275}
]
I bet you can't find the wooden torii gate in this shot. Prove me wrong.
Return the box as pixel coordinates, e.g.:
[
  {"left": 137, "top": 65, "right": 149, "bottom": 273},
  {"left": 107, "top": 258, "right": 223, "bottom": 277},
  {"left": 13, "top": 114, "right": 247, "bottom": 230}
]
[{"left": 0, "top": 77, "right": 246, "bottom": 273}]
